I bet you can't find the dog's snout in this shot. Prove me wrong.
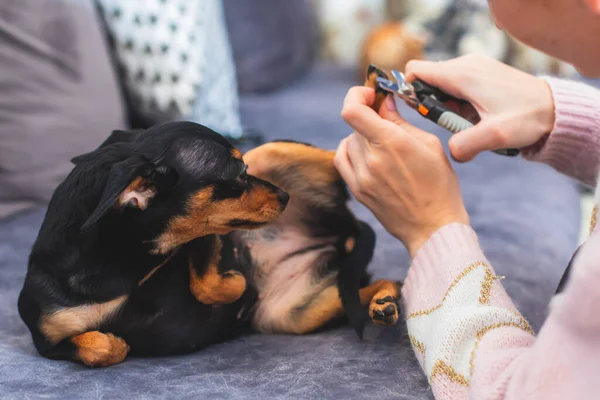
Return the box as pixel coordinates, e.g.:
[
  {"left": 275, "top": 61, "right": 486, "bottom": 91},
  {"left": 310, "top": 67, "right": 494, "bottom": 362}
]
[{"left": 277, "top": 190, "right": 290, "bottom": 207}]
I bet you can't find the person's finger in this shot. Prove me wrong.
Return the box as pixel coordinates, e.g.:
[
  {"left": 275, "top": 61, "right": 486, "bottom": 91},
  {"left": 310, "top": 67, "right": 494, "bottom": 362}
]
[
  {"left": 448, "top": 118, "right": 506, "bottom": 162},
  {"left": 347, "top": 132, "right": 368, "bottom": 172},
  {"left": 342, "top": 86, "right": 409, "bottom": 144},
  {"left": 404, "top": 59, "right": 466, "bottom": 101},
  {"left": 343, "top": 86, "right": 376, "bottom": 108},
  {"left": 342, "top": 104, "right": 404, "bottom": 146},
  {"left": 378, "top": 95, "right": 440, "bottom": 144},
  {"left": 334, "top": 137, "right": 359, "bottom": 193}
]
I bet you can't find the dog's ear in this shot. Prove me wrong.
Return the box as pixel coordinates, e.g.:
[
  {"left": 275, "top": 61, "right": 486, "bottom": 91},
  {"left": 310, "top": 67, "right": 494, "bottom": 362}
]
[
  {"left": 81, "top": 155, "right": 158, "bottom": 231},
  {"left": 71, "top": 129, "right": 145, "bottom": 165}
]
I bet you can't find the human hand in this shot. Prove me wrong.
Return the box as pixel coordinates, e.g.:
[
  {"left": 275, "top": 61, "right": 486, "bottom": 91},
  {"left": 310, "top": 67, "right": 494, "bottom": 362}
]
[
  {"left": 335, "top": 87, "right": 469, "bottom": 257},
  {"left": 405, "top": 54, "right": 555, "bottom": 162}
]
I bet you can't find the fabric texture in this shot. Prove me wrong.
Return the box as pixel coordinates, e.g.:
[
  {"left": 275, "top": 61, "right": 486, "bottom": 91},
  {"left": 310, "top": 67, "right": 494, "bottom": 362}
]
[
  {"left": 188, "top": 0, "right": 242, "bottom": 138},
  {"left": 223, "top": 0, "right": 318, "bottom": 93},
  {"left": 0, "top": 65, "right": 581, "bottom": 399},
  {"left": 0, "top": 0, "right": 127, "bottom": 219},
  {"left": 97, "top": 0, "right": 242, "bottom": 136},
  {"left": 401, "top": 78, "right": 600, "bottom": 399},
  {"left": 522, "top": 77, "right": 600, "bottom": 187}
]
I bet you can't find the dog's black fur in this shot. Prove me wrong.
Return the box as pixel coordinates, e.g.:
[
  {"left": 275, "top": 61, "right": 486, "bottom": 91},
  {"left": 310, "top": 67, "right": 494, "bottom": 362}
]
[{"left": 18, "top": 122, "right": 387, "bottom": 366}]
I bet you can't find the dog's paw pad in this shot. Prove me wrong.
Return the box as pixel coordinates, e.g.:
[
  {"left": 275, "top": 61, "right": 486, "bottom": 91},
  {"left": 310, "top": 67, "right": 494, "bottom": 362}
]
[
  {"left": 369, "top": 293, "right": 399, "bottom": 326},
  {"left": 375, "top": 295, "right": 394, "bottom": 305}
]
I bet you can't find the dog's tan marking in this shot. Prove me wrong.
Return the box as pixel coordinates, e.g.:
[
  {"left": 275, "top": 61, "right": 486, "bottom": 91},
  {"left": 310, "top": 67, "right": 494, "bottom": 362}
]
[
  {"left": 155, "top": 185, "right": 283, "bottom": 254},
  {"left": 118, "top": 177, "right": 156, "bottom": 210},
  {"left": 231, "top": 148, "right": 243, "bottom": 160},
  {"left": 40, "top": 295, "right": 128, "bottom": 344},
  {"left": 189, "top": 237, "right": 247, "bottom": 305},
  {"left": 345, "top": 237, "right": 356, "bottom": 253},
  {"left": 71, "top": 331, "right": 129, "bottom": 367}
]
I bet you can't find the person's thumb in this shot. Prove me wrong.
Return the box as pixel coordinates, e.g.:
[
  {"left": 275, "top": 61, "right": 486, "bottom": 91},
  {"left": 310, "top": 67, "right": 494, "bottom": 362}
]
[
  {"left": 378, "top": 95, "right": 405, "bottom": 125},
  {"left": 448, "top": 119, "right": 503, "bottom": 162}
]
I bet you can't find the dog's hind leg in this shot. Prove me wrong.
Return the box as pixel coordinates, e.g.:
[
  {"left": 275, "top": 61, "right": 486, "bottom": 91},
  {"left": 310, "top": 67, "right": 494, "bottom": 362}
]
[
  {"left": 30, "top": 331, "right": 129, "bottom": 367},
  {"left": 20, "top": 294, "right": 130, "bottom": 367},
  {"left": 70, "top": 331, "right": 129, "bottom": 367},
  {"left": 254, "top": 280, "right": 401, "bottom": 334},
  {"left": 363, "top": 280, "right": 402, "bottom": 326},
  {"left": 188, "top": 236, "right": 247, "bottom": 305}
]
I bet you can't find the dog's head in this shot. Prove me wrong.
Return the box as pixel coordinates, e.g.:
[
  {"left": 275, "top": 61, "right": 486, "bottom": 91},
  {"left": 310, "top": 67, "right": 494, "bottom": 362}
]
[{"left": 71, "top": 122, "right": 289, "bottom": 254}]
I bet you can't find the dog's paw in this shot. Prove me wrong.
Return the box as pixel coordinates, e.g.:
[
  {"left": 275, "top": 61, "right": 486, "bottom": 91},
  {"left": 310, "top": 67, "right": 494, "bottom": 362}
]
[
  {"left": 220, "top": 270, "right": 246, "bottom": 303},
  {"left": 73, "top": 331, "right": 129, "bottom": 368},
  {"left": 369, "top": 293, "right": 399, "bottom": 326}
]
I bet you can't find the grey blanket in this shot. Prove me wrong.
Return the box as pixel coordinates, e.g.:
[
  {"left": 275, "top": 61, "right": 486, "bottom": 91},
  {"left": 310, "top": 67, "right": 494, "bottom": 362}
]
[{"left": 0, "top": 65, "right": 581, "bottom": 399}]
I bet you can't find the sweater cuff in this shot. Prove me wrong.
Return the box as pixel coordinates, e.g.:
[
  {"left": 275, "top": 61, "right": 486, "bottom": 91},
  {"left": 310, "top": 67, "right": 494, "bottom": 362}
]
[
  {"left": 401, "top": 223, "right": 491, "bottom": 316},
  {"left": 522, "top": 77, "right": 600, "bottom": 186}
]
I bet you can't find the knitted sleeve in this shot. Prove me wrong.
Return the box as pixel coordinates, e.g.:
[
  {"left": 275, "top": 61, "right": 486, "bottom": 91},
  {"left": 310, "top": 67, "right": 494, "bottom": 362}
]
[
  {"left": 402, "top": 221, "right": 600, "bottom": 399},
  {"left": 521, "top": 77, "right": 600, "bottom": 187}
]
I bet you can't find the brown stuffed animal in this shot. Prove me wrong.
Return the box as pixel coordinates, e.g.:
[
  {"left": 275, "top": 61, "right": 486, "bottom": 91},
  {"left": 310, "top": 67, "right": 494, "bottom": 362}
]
[{"left": 358, "top": 21, "right": 424, "bottom": 82}]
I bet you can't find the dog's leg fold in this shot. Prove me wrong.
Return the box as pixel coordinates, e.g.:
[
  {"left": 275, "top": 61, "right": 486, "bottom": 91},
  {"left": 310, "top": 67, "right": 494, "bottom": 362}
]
[{"left": 188, "top": 236, "right": 247, "bottom": 305}]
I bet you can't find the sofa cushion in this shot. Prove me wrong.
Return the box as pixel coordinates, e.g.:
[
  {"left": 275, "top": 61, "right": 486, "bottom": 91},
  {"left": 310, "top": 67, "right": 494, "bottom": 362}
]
[
  {"left": 223, "top": 0, "right": 318, "bottom": 93},
  {"left": 0, "top": 0, "right": 127, "bottom": 218},
  {"left": 97, "top": 0, "right": 243, "bottom": 138}
]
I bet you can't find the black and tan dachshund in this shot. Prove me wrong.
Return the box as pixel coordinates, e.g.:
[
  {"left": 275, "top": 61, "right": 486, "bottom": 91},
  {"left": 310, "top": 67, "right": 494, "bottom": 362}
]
[{"left": 18, "top": 122, "right": 400, "bottom": 367}]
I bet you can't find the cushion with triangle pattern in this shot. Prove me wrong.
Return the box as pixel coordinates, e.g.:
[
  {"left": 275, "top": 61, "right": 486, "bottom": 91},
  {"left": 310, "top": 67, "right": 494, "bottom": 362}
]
[{"left": 97, "top": 0, "right": 242, "bottom": 137}]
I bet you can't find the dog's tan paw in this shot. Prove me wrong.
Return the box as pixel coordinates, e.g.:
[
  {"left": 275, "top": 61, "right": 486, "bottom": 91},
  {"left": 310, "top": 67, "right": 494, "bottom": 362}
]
[
  {"left": 72, "top": 331, "right": 129, "bottom": 368},
  {"left": 369, "top": 291, "right": 399, "bottom": 326}
]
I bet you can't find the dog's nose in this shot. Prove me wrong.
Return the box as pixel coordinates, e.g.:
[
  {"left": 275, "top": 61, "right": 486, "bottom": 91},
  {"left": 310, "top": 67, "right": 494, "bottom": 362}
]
[{"left": 277, "top": 190, "right": 290, "bottom": 207}]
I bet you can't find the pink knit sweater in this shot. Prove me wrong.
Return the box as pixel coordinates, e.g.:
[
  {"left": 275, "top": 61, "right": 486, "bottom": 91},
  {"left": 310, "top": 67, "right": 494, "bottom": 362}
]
[{"left": 402, "top": 77, "right": 600, "bottom": 399}]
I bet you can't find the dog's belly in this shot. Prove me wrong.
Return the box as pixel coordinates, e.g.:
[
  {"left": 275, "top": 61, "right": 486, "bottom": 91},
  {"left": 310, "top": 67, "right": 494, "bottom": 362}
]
[
  {"left": 100, "top": 259, "right": 248, "bottom": 356},
  {"left": 251, "top": 248, "right": 337, "bottom": 333}
]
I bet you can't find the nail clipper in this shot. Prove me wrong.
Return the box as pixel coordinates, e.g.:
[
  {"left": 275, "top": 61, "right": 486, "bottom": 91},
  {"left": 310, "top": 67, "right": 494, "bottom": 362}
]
[{"left": 368, "top": 65, "right": 519, "bottom": 157}]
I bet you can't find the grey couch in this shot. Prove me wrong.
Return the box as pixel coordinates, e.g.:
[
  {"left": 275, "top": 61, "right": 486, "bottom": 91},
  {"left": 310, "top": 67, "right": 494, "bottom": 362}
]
[{"left": 0, "top": 2, "right": 582, "bottom": 399}]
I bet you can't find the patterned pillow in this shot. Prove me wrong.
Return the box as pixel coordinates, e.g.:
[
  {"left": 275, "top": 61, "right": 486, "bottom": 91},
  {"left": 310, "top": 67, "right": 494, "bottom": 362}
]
[{"left": 97, "top": 0, "right": 242, "bottom": 138}]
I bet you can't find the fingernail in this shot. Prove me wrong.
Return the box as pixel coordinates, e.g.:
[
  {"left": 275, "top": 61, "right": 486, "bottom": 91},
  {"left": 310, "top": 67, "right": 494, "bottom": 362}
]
[{"left": 386, "top": 95, "right": 397, "bottom": 111}]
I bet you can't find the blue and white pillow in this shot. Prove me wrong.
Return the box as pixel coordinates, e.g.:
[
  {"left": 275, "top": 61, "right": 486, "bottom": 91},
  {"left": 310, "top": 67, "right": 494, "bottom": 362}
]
[
  {"left": 97, "top": 0, "right": 243, "bottom": 138},
  {"left": 189, "top": 0, "right": 242, "bottom": 138}
]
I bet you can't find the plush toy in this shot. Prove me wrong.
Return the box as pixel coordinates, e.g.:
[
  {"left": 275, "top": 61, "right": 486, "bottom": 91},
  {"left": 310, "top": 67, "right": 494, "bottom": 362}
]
[{"left": 357, "top": 21, "right": 424, "bottom": 80}]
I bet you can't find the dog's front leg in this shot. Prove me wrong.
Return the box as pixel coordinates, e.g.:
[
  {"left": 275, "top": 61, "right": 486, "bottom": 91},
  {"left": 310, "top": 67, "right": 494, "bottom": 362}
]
[{"left": 188, "top": 236, "right": 247, "bottom": 305}]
